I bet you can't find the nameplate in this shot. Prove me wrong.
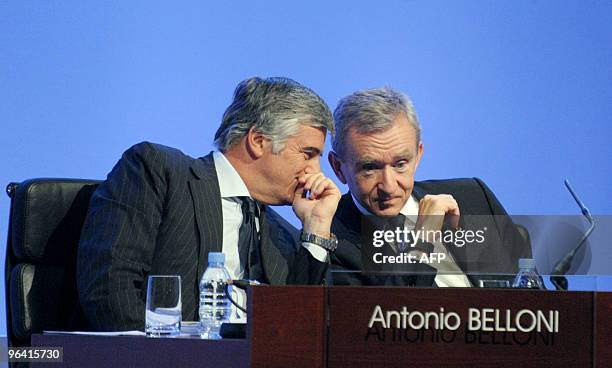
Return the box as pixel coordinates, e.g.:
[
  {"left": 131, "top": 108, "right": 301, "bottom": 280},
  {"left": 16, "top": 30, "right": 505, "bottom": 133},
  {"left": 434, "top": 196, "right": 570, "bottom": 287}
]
[{"left": 328, "top": 287, "right": 593, "bottom": 367}]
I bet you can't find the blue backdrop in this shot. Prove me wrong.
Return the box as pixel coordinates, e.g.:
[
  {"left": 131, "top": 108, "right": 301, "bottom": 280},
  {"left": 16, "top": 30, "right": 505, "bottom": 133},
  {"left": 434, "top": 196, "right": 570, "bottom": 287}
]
[{"left": 2, "top": 1, "right": 611, "bottom": 336}]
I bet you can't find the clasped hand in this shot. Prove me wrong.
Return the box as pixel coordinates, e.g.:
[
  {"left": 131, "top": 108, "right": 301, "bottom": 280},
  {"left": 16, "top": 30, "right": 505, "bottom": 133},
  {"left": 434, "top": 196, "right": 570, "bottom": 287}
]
[{"left": 292, "top": 169, "right": 341, "bottom": 239}]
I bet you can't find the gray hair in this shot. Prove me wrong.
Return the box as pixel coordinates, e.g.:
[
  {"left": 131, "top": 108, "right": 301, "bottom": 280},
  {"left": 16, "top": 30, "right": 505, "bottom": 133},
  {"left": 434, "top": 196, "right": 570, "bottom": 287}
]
[
  {"left": 214, "top": 77, "right": 333, "bottom": 153},
  {"left": 332, "top": 87, "right": 421, "bottom": 158}
]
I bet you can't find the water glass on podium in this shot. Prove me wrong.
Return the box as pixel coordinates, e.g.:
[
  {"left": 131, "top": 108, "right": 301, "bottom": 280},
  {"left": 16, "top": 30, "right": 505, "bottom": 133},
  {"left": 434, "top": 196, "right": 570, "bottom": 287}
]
[{"left": 145, "top": 275, "right": 182, "bottom": 337}]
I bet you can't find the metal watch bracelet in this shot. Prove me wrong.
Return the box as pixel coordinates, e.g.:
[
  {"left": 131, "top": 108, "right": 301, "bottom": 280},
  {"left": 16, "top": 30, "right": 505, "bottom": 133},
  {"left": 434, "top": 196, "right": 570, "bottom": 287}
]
[{"left": 300, "top": 230, "right": 338, "bottom": 252}]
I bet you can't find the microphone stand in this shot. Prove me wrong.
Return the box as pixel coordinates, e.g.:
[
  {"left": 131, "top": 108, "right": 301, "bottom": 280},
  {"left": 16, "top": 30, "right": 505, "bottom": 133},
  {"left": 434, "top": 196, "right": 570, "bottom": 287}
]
[{"left": 550, "top": 180, "right": 596, "bottom": 291}]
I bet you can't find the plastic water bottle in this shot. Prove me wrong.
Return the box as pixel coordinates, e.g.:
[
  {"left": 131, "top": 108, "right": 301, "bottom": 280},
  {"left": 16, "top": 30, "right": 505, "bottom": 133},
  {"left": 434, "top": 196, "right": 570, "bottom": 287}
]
[
  {"left": 512, "top": 258, "right": 545, "bottom": 289},
  {"left": 199, "top": 252, "right": 231, "bottom": 339}
]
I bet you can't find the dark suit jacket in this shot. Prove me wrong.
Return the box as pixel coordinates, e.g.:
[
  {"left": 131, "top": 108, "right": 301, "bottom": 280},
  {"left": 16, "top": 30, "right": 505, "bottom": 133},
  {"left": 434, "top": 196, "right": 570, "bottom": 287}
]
[
  {"left": 76, "top": 142, "right": 326, "bottom": 331},
  {"left": 330, "top": 178, "right": 531, "bottom": 287}
]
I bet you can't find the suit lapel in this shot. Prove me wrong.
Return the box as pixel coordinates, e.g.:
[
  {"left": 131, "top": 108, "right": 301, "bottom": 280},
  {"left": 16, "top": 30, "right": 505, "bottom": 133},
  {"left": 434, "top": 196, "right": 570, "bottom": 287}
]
[
  {"left": 258, "top": 205, "right": 290, "bottom": 285},
  {"left": 189, "top": 153, "right": 223, "bottom": 280}
]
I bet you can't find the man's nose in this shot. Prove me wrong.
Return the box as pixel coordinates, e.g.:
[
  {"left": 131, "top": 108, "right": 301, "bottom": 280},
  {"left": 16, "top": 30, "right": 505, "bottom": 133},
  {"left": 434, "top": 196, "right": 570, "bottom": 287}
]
[
  {"left": 305, "top": 156, "right": 321, "bottom": 173},
  {"left": 378, "top": 166, "right": 398, "bottom": 194}
]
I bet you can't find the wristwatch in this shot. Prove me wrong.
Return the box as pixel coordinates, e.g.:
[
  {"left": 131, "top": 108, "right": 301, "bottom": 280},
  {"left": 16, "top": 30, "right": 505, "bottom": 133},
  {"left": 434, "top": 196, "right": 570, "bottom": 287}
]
[{"left": 300, "top": 230, "right": 338, "bottom": 252}]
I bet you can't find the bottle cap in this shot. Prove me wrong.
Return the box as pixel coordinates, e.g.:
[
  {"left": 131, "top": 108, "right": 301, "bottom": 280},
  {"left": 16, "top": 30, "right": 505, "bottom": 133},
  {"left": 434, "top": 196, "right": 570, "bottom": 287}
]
[
  {"left": 518, "top": 258, "right": 536, "bottom": 269},
  {"left": 208, "top": 252, "right": 225, "bottom": 264}
]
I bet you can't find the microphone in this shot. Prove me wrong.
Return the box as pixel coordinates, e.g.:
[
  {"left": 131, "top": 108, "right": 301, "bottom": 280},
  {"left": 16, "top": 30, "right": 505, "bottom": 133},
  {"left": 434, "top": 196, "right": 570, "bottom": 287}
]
[
  {"left": 223, "top": 279, "right": 264, "bottom": 313},
  {"left": 550, "top": 180, "right": 596, "bottom": 290},
  {"left": 564, "top": 179, "right": 594, "bottom": 223},
  {"left": 227, "top": 279, "right": 263, "bottom": 289}
]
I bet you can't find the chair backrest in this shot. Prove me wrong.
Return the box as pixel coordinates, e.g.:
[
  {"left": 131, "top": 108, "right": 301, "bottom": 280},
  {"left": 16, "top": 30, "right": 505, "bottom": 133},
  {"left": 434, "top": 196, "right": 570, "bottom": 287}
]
[{"left": 5, "top": 178, "right": 101, "bottom": 346}]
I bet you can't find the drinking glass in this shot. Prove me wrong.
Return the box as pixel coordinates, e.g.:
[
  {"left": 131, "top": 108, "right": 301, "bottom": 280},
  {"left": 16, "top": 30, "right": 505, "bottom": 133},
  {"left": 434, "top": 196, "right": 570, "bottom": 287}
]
[{"left": 145, "top": 275, "right": 182, "bottom": 337}]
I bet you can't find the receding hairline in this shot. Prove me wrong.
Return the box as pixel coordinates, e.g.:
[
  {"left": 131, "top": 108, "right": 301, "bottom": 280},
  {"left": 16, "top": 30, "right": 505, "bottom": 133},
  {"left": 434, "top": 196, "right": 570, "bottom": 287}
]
[
  {"left": 337, "top": 112, "right": 421, "bottom": 156},
  {"left": 348, "top": 111, "right": 415, "bottom": 133}
]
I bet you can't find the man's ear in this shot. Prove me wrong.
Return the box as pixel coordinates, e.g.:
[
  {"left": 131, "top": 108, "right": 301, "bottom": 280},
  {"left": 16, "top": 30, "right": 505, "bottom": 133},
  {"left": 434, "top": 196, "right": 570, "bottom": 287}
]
[
  {"left": 414, "top": 142, "right": 424, "bottom": 170},
  {"left": 328, "top": 151, "right": 347, "bottom": 184},
  {"left": 245, "top": 126, "right": 267, "bottom": 158}
]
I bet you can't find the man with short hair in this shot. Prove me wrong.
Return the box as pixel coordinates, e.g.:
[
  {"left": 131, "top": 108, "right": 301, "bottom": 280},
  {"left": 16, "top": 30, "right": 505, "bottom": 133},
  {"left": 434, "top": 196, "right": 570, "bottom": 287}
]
[
  {"left": 77, "top": 77, "right": 341, "bottom": 331},
  {"left": 328, "top": 87, "right": 530, "bottom": 287}
]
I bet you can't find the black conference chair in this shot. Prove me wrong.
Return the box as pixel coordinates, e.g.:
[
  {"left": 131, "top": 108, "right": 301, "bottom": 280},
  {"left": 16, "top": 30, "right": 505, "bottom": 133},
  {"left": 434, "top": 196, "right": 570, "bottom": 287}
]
[{"left": 4, "top": 178, "right": 100, "bottom": 347}]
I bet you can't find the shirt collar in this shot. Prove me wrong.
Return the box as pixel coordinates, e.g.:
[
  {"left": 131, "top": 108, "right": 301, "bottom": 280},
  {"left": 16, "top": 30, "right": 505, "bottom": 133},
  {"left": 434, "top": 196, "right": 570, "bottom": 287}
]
[
  {"left": 213, "top": 151, "right": 252, "bottom": 199},
  {"left": 351, "top": 193, "right": 419, "bottom": 219}
]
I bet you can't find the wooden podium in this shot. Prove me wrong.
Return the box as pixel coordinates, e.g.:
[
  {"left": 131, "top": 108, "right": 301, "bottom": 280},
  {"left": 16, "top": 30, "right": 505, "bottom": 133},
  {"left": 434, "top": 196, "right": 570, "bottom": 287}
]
[{"left": 31, "top": 286, "right": 611, "bottom": 367}]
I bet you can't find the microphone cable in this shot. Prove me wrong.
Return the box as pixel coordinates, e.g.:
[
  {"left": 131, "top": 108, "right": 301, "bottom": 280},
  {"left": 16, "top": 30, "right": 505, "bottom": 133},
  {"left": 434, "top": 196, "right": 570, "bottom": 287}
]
[{"left": 223, "top": 279, "right": 262, "bottom": 314}]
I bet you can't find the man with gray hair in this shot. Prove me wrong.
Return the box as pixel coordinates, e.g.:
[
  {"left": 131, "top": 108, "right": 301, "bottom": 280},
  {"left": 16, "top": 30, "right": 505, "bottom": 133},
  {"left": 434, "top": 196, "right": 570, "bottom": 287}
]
[
  {"left": 77, "top": 77, "right": 341, "bottom": 331},
  {"left": 328, "top": 87, "right": 530, "bottom": 287}
]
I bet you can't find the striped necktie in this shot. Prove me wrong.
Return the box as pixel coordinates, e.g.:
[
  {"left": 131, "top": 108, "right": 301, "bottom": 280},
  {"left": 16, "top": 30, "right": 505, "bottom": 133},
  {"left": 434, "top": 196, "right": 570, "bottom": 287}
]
[{"left": 237, "top": 197, "right": 263, "bottom": 281}]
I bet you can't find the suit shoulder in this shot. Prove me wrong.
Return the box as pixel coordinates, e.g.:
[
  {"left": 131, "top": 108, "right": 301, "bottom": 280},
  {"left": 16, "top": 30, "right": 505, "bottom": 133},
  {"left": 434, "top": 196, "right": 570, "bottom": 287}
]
[
  {"left": 121, "top": 141, "right": 197, "bottom": 168},
  {"left": 124, "top": 141, "right": 193, "bottom": 160},
  {"left": 416, "top": 177, "right": 491, "bottom": 201},
  {"left": 416, "top": 177, "right": 480, "bottom": 189},
  {"left": 416, "top": 177, "right": 504, "bottom": 215},
  {"left": 415, "top": 177, "right": 494, "bottom": 196}
]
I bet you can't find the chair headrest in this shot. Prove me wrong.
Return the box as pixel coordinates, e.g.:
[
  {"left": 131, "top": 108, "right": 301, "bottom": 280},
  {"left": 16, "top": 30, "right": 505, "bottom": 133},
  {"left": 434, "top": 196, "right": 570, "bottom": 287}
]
[{"left": 10, "top": 178, "right": 100, "bottom": 263}]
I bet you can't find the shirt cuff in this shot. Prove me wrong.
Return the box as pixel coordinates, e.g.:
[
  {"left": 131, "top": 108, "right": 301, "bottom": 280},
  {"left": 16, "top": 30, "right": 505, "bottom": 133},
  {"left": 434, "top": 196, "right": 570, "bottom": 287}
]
[{"left": 301, "top": 242, "right": 328, "bottom": 262}]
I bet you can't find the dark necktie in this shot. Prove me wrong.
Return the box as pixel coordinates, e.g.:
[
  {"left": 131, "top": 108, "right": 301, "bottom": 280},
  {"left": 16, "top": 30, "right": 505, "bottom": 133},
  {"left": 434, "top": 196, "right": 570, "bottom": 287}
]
[
  {"left": 387, "top": 214, "right": 408, "bottom": 252},
  {"left": 237, "top": 197, "right": 263, "bottom": 281},
  {"left": 389, "top": 214, "right": 434, "bottom": 254}
]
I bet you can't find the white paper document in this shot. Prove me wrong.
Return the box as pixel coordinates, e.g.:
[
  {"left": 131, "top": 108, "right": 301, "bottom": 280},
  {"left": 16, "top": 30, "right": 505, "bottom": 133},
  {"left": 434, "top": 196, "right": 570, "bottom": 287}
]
[{"left": 43, "top": 330, "right": 146, "bottom": 336}]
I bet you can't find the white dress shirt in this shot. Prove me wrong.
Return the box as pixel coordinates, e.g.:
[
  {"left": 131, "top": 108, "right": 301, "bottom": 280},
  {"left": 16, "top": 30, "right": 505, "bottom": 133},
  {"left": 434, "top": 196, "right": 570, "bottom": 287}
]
[{"left": 352, "top": 194, "right": 471, "bottom": 287}]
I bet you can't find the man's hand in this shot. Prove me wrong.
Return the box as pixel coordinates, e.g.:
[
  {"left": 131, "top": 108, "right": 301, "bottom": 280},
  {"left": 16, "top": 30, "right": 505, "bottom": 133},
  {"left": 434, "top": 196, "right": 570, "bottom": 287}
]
[
  {"left": 415, "top": 194, "right": 460, "bottom": 241},
  {"left": 293, "top": 171, "right": 341, "bottom": 238}
]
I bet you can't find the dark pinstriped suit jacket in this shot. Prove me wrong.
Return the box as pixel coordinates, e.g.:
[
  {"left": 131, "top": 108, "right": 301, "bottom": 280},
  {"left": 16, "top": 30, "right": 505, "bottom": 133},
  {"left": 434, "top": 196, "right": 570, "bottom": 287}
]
[
  {"left": 330, "top": 178, "right": 532, "bottom": 286},
  {"left": 76, "top": 142, "right": 326, "bottom": 331}
]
